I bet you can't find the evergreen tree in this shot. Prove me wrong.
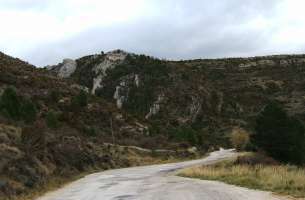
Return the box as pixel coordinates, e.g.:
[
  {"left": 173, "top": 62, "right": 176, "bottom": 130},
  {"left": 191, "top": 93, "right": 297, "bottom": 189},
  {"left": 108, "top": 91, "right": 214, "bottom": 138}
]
[
  {"left": 20, "top": 98, "right": 37, "bottom": 124},
  {"left": 252, "top": 102, "right": 305, "bottom": 165},
  {"left": 46, "top": 111, "right": 59, "bottom": 129},
  {"left": 0, "top": 87, "right": 21, "bottom": 120},
  {"left": 71, "top": 90, "right": 88, "bottom": 110}
]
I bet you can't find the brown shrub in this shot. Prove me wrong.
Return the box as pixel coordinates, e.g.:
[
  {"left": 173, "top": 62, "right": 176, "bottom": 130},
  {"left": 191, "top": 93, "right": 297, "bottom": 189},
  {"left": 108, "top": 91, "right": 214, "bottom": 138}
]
[
  {"left": 21, "top": 120, "right": 46, "bottom": 159},
  {"left": 234, "top": 153, "right": 279, "bottom": 166}
]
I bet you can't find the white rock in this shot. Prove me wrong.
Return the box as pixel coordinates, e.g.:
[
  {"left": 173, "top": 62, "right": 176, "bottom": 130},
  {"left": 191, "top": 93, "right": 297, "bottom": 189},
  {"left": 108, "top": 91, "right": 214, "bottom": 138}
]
[
  {"left": 145, "top": 94, "right": 165, "bottom": 119},
  {"left": 258, "top": 59, "right": 275, "bottom": 66},
  {"left": 187, "top": 147, "right": 198, "bottom": 154},
  {"left": 120, "top": 80, "right": 127, "bottom": 87},
  {"left": 189, "top": 96, "right": 201, "bottom": 122},
  {"left": 135, "top": 74, "right": 140, "bottom": 87},
  {"left": 113, "top": 85, "right": 125, "bottom": 109},
  {"left": 279, "top": 60, "right": 289, "bottom": 66},
  {"left": 92, "top": 75, "right": 103, "bottom": 94},
  {"left": 70, "top": 84, "right": 89, "bottom": 93},
  {"left": 91, "top": 50, "right": 128, "bottom": 94},
  {"left": 239, "top": 62, "right": 257, "bottom": 68},
  {"left": 58, "top": 59, "right": 77, "bottom": 78},
  {"left": 296, "top": 58, "right": 305, "bottom": 64}
]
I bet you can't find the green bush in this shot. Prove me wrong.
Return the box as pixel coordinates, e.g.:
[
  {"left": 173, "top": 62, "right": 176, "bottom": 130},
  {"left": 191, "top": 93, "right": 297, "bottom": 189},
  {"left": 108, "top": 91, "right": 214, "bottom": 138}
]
[
  {"left": 20, "top": 98, "right": 37, "bottom": 124},
  {"left": 71, "top": 90, "right": 88, "bottom": 109},
  {"left": 0, "top": 87, "right": 21, "bottom": 120},
  {"left": 168, "top": 125, "right": 202, "bottom": 146},
  {"left": 49, "top": 90, "right": 60, "bottom": 103},
  {"left": 83, "top": 126, "right": 98, "bottom": 137},
  {"left": 252, "top": 102, "right": 305, "bottom": 165},
  {"left": 46, "top": 111, "right": 59, "bottom": 129},
  {"left": 0, "top": 87, "right": 37, "bottom": 123}
]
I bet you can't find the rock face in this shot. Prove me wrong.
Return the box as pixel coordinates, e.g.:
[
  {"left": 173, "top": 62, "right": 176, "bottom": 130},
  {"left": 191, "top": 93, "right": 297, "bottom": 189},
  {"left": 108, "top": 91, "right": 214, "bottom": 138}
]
[
  {"left": 48, "top": 50, "right": 128, "bottom": 94},
  {"left": 113, "top": 80, "right": 128, "bottom": 109},
  {"left": 48, "top": 58, "right": 77, "bottom": 78},
  {"left": 113, "top": 74, "right": 140, "bottom": 109},
  {"left": 91, "top": 50, "right": 128, "bottom": 94},
  {"left": 145, "top": 94, "right": 165, "bottom": 119},
  {"left": 58, "top": 59, "right": 77, "bottom": 78}
]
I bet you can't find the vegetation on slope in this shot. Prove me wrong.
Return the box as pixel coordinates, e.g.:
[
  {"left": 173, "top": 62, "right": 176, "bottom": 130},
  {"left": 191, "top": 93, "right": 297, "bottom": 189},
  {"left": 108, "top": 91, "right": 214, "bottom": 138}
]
[
  {"left": 0, "top": 52, "right": 198, "bottom": 199},
  {"left": 65, "top": 50, "right": 305, "bottom": 154}
]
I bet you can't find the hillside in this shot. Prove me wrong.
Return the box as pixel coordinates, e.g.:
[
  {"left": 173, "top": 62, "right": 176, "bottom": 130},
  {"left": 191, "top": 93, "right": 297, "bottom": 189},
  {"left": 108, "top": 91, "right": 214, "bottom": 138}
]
[
  {"left": 50, "top": 50, "right": 305, "bottom": 149},
  {"left": 0, "top": 52, "right": 193, "bottom": 199}
]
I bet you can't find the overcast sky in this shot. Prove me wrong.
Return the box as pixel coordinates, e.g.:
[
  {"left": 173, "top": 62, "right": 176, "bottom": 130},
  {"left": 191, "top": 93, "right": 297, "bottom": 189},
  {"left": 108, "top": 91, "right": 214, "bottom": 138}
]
[{"left": 1, "top": 0, "right": 305, "bottom": 66}]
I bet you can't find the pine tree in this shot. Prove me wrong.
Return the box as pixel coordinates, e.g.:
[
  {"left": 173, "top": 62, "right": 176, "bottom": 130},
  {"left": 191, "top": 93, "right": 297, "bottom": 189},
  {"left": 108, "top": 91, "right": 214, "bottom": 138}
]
[
  {"left": 252, "top": 102, "right": 305, "bottom": 165},
  {"left": 0, "top": 87, "right": 21, "bottom": 120},
  {"left": 20, "top": 98, "right": 37, "bottom": 124}
]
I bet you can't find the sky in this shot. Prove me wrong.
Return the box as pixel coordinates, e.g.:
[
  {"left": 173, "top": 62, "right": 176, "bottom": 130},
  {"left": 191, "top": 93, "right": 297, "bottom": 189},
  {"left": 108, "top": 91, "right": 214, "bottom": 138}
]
[{"left": 1, "top": 0, "right": 305, "bottom": 66}]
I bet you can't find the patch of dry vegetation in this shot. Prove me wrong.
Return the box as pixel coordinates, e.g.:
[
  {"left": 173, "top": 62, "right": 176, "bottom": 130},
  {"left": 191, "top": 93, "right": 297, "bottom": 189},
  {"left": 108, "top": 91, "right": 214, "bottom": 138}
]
[
  {"left": 2, "top": 171, "right": 91, "bottom": 200},
  {"left": 179, "top": 153, "right": 305, "bottom": 198}
]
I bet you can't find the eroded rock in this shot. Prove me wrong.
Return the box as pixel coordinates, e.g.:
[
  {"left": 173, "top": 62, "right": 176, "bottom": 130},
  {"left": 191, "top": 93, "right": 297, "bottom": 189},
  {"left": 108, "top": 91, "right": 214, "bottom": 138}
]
[
  {"left": 145, "top": 94, "right": 165, "bottom": 119},
  {"left": 92, "top": 50, "right": 128, "bottom": 94},
  {"left": 58, "top": 59, "right": 77, "bottom": 78}
]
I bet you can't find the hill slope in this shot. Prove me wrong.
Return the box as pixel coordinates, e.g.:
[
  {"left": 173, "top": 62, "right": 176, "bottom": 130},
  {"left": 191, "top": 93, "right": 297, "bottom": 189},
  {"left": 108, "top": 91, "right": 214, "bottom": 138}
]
[
  {"left": 0, "top": 52, "right": 188, "bottom": 198},
  {"left": 50, "top": 50, "right": 305, "bottom": 148}
]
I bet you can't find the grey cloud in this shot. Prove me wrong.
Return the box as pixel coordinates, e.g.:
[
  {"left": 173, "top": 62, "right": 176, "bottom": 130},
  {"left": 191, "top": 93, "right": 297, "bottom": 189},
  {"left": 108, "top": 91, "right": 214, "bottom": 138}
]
[{"left": 21, "top": 0, "right": 283, "bottom": 66}]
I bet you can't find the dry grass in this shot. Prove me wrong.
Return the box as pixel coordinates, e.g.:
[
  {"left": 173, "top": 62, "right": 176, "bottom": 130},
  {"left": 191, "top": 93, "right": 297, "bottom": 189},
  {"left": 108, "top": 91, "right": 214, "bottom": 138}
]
[
  {"left": 2, "top": 172, "right": 91, "bottom": 200},
  {"left": 179, "top": 159, "right": 305, "bottom": 198}
]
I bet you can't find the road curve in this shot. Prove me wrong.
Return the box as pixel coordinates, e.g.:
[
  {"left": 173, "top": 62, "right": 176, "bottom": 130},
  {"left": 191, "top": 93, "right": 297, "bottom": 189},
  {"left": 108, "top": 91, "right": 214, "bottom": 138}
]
[{"left": 37, "top": 149, "right": 287, "bottom": 200}]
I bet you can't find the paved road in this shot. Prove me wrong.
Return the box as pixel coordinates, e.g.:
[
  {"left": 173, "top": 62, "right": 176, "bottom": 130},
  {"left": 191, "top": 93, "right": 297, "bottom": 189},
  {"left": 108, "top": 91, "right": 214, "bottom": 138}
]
[{"left": 37, "top": 149, "right": 287, "bottom": 200}]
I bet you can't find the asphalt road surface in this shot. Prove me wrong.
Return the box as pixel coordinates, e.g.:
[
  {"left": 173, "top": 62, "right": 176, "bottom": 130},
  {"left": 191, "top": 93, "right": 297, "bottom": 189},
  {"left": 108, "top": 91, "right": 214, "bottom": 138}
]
[{"left": 37, "top": 149, "right": 288, "bottom": 200}]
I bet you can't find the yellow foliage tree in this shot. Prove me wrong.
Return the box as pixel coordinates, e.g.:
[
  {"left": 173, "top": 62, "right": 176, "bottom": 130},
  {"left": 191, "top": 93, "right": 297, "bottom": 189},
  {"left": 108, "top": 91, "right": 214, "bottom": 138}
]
[{"left": 230, "top": 127, "right": 250, "bottom": 151}]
